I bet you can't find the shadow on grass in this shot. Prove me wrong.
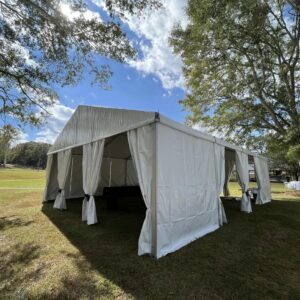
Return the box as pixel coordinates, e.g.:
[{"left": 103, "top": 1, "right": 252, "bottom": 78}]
[
  {"left": 47, "top": 251, "right": 127, "bottom": 299},
  {"left": 42, "top": 197, "right": 300, "bottom": 299},
  {"left": 0, "top": 216, "right": 34, "bottom": 230},
  {"left": 0, "top": 242, "right": 42, "bottom": 295}
]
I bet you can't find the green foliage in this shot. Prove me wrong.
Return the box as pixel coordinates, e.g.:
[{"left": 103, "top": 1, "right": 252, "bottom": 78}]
[
  {"left": 287, "top": 144, "right": 300, "bottom": 162},
  {"left": 0, "top": 124, "right": 19, "bottom": 146},
  {"left": 0, "top": 125, "right": 19, "bottom": 166},
  {"left": 267, "top": 134, "right": 300, "bottom": 179},
  {"left": 8, "top": 142, "right": 51, "bottom": 168},
  {"left": 0, "top": 0, "right": 160, "bottom": 126},
  {"left": 104, "top": 0, "right": 161, "bottom": 17},
  {"left": 170, "top": 0, "right": 300, "bottom": 156}
]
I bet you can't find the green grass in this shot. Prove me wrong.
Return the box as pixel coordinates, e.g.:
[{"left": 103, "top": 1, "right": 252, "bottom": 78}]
[
  {"left": 0, "top": 168, "right": 299, "bottom": 299},
  {"left": 0, "top": 168, "right": 45, "bottom": 189}
]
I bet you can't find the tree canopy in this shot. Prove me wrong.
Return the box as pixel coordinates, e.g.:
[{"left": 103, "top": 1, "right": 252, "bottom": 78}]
[
  {"left": 0, "top": 124, "right": 19, "bottom": 166},
  {"left": 170, "top": 0, "right": 300, "bottom": 161},
  {"left": 8, "top": 141, "right": 51, "bottom": 168},
  {"left": 0, "top": 0, "right": 160, "bottom": 125}
]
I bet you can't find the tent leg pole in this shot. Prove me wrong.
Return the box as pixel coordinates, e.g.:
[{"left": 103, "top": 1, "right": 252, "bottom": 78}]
[{"left": 151, "top": 122, "right": 158, "bottom": 259}]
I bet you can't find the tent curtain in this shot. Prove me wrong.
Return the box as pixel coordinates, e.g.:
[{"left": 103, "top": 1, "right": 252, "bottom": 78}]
[
  {"left": 214, "top": 144, "right": 227, "bottom": 225},
  {"left": 224, "top": 150, "right": 235, "bottom": 196},
  {"left": 127, "top": 125, "right": 154, "bottom": 256},
  {"left": 82, "top": 139, "right": 105, "bottom": 225},
  {"left": 235, "top": 151, "right": 252, "bottom": 213},
  {"left": 43, "top": 154, "right": 53, "bottom": 202},
  {"left": 254, "top": 157, "right": 271, "bottom": 204},
  {"left": 53, "top": 149, "right": 72, "bottom": 210}
]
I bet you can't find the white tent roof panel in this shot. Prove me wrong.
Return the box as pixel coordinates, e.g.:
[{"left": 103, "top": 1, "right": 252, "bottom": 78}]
[
  {"left": 49, "top": 105, "right": 265, "bottom": 160},
  {"left": 49, "top": 106, "right": 157, "bottom": 154}
]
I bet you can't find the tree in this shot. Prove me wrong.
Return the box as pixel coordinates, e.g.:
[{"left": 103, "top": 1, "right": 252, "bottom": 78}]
[
  {"left": 0, "top": 125, "right": 19, "bottom": 167},
  {"left": 8, "top": 142, "right": 51, "bottom": 168},
  {"left": 268, "top": 137, "right": 300, "bottom": 180},
  {"left": 0, "top": 0, "right": 160, "bottom": 125},
  {"left": 170, "top": 0, "right": 300, "bottom": 162}
]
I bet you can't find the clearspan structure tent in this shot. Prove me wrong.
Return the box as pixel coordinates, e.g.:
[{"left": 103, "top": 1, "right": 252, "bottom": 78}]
[{"left": 44, "top": 105, "right": 271, "bottom": 259}]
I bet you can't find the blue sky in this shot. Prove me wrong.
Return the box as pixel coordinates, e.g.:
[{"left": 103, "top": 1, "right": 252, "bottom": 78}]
[{"left": 17, "top": 0, "right": 189, "bottom": 144}]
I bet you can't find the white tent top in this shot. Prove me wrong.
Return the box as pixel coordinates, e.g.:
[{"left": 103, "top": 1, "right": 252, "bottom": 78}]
[{"left": 48, "top": 105, "right": 265, "bottom": 159}]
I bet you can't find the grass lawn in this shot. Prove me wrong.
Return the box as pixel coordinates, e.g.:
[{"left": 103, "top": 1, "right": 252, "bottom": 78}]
[{"left": 0, "top": 168, "right": 299, "bottom": 299}]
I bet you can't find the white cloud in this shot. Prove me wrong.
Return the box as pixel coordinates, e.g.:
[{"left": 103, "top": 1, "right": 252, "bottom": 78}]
[
  {"left": 162, "top": 90, "right": 172, "bottom": 97},
  {"left": 0, "top": 37, "right": 37, "bottom": 68},
  {"left": 35, "top": 102, "right": 74, "bottom": 144},
  {"left": 192, "top": 123, "right": 231, "bottom": 140},
  {"left": 60, "top": 3, "right": 102, "bottom": 22},
  {"left": 12, "top": 131, "right": 29, "bottom": 147},
  {"left": 93, "top": 0, "right": 188, "bottom": 90}
]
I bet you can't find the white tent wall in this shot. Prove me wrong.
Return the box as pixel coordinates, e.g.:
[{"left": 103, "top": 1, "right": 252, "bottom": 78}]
[
  {"left": 127, "top": 124, "right": 155, "bottom": 256},
  {"left": 44, "top": 154, "right": 59, "bottom": 201},
  {"left": 235, "top": 151, "right": 252, "bottom": 213},
  {"left": 100, "top": 159, "right": 124, "bottom": 188},
  {"left": 254, "top": 157, "right": 272, "bottom": 204},
  {"left": 53, "top": 149, "right": 72, "bottom": 210},
  {"left": 97, "top": 133, "right": 139, "bottom": 194},
  {"left": 82, "top": 139, "right": 105, "bottom": 225},
  {"left": 155, "top": 123, "right": 220, "bottom": 258},
  {"left": 99, "top": 158, "right": 138, "bottom": 190},
  {"left": 47, "top": 154, "right": 75, "bottom": 201},
  {"left": 214, "top": 144, "right": 227, "bottom": 225},
  {"left": 224, "top": 150, "right": 236, "bottom": 196},
  {"left": 126, "top": 160, "right": 139, "bottom": 185},
  {"left": 68, "top": 154, "right": 84, "bottom": 199},
  {"left": 44, "top": 151, "right": 85, "bottom": 201},
  {"left": 43, "top": 155, "right": 53, "bottom": 202},
  {"left": 63, "top": 165, "right": 72, "bottom": 199}
]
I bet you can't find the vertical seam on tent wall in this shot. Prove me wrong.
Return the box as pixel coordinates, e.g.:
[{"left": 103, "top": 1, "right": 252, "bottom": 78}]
[{"left": 151, "top": 122, "right": 158, "bottom": 258}]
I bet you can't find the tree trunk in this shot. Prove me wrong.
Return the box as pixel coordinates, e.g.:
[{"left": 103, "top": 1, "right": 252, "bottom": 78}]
[{"left": 3, "top": 150, "right": 7, "bottom": 168}]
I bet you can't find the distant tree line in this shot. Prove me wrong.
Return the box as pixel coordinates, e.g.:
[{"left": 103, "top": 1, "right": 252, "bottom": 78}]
[
  {"left": 2, "top": 142, "right": 51, "bottom": 169},
  {"left": 269, "top": 150, "right": 300, "bottom": 181}
]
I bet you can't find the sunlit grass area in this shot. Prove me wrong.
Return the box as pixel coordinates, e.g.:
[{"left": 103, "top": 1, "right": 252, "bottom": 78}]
[
  {"left": 0, "top": 168, "right": 299, "bottom": 299},
  {"left": 0, "top": 168, "right": 45, "bottom": 189}
]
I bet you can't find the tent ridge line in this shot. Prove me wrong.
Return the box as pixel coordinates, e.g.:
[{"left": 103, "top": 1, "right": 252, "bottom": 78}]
[{"left": 78, "top": 104, "right": 157, "bottom": 115}]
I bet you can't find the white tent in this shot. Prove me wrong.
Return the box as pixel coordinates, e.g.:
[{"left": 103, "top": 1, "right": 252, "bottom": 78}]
[{"left": 44, "top": 105, "right": 271, "bottom": 258}]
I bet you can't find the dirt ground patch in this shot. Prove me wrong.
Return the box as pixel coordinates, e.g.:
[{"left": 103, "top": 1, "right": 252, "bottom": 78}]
[{"left": 284, "top": 191, "right": 300, "bottom": 197}]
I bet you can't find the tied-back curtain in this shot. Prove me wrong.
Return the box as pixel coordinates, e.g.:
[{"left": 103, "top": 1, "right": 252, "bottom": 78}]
[
  {"left": 53, "top": 149, "right": 72, "bottom": 210},
  {"left": 224, "top": 151, "right": 235, "bottom": 196},
  {"left": 214, "top": 144, "right": 227, "bottom": 225},
  {"left": 127, "top": 125, "right": 154, "bottom": 256},
  {"left": 254, "top": 157, "right": 271, "bottom": 205},
  {"left": 235, "top": 151, "right": 252, "bottom": 213},
  {"left": 82, "top": 139, "right": 105, "bottom": 225},
  {"left": 43, "top": 154, "right": 53, "bottom": 202}
]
